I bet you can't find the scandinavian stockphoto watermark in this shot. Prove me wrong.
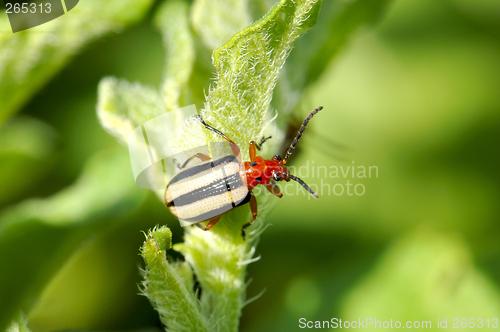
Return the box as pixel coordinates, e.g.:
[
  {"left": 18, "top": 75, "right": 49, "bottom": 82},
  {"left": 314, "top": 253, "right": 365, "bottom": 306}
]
[
  {"left": 252, "top": 160, "right": 378, "bottom": 198},
  {"left": 299, "top": 318, "right": 432, "bottom": 329},
  {"left": 3, "top": 0, "right": 79, "bottom": 33},
  {"left": 299, "top": 317, "right": 499, "bottom": 329}
]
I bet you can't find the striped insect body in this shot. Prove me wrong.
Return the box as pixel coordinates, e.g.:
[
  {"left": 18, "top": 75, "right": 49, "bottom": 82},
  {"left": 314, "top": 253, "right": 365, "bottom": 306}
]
[{"left": 165, "top": 155, "right": 249, "bottom": 222}]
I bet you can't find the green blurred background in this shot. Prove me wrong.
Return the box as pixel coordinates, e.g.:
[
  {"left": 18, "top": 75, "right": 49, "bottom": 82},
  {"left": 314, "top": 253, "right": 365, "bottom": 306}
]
[{"left": 1, "top": 0, "right": 500, "bottom": 331}]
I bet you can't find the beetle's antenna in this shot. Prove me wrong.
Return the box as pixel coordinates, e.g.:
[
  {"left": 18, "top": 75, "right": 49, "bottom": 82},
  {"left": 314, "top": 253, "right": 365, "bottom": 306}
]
[
  {"left": 287, "top": 174, "right": 319, "bottom": 198},
  {"left": 196, "top": 114, "right": 242, "bottom": 160},
  {"left": 283, "top": 106, "right": 323, "bottom": 164}
]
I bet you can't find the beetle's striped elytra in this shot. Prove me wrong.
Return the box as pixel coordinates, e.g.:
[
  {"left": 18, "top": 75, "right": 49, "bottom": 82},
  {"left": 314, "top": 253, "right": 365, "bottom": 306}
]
[
  {"left": 165, "top": 155, "right": 250, "bottom": 221},
  {"left": 164, "top": 106, "right": 323, "bottom": 237}
]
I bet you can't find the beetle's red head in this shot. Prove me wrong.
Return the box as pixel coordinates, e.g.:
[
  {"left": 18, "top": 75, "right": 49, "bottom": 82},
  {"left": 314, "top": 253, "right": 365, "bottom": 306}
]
[
  {"left": 246, "top": 154, "right": 318, "bottom": 198},
  {"left": 267, "top": 154, "right": 289, "bottom": 182},
  {"left": 246, "top": 106, "right": 323, "bottom": 198},
  {"left": 269, "top": 154, "right": 318, "bottom": 198}
]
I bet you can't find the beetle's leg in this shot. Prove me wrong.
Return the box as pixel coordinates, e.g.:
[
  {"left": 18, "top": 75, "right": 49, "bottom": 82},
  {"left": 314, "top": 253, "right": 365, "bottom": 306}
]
[
  {"left": 256, "top": 136, "right": 272, "bottom": 151},
  {"left": 196, "top": 115, "right": 242, "bottom": 161},
  {"left": 181, "top": 153, "right": 211, "bottom": 169},
  {"left": 204, "top": 215, "right": 221, "bottom": 231},
  {"left": 249, "top": 141, "right": 257, "bottom": 162},
  {"left": 265, "top": 182, "right": 283, "bottom": 198},
  {"left": 249, "top": 136, "right": 272, "bottom": 159},
  {"left": 241, "top": 193, "right": 258, "bottom": 239},
  {"left": 229, "top": 142, "right": 242, "bottom": 162}
]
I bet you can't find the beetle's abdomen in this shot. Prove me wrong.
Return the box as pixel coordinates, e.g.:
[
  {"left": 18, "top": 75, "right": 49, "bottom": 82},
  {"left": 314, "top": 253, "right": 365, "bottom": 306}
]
[{"left": 165, "top": 155, "right": 249, "bottom": 222}]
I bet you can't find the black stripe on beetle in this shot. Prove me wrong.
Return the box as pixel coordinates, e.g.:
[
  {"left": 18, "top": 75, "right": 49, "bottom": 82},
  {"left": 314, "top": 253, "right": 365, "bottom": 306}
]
[
  {"left": 165, "top": 156, "right": 249, "bottom": 222},
  {"left": 168, "top": 172, "right": 244, "bottom": 207},
  {"left": 169, "top": 155, "right": 237, "bottom": 185}
]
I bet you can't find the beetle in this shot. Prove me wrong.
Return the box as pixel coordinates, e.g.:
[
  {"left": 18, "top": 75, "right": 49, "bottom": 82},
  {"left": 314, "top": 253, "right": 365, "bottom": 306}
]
[{"left": 164, "top": 106, "right": 323, "bottom": 237}]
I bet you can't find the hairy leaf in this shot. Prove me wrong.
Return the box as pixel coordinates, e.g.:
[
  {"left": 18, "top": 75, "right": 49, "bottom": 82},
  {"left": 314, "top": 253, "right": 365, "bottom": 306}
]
[
  {"left": 97, "top": 77, "right": 166, "bottom": 144},
  {"left": 141, "top": 226, "right": 210, "bottom": 332},
  {"left": 199, "top": 0, "right": 322, "bottom": 160}
]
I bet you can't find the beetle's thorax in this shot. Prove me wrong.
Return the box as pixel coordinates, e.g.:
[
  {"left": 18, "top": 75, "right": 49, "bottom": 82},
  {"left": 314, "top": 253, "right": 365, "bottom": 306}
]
[{"left": 244, "top": 156, "right": 289, "bottom": 190}]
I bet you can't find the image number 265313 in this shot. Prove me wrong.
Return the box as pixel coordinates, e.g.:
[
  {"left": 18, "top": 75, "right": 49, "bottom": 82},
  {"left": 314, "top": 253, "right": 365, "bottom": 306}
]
[
  {"left": 6, "top": 2, "right": 51, "bottom": 13},
  {"left": 3, "top": 1, "right": 80, "bottom": 33}
]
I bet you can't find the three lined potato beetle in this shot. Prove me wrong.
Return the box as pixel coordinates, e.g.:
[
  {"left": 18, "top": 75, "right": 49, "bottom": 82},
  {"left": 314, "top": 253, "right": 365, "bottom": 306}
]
[{"left": 164, "top": 106, "right": 322, "bottom": 237}]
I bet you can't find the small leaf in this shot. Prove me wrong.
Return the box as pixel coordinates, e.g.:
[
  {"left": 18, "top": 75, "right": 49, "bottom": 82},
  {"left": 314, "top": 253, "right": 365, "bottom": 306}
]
[
  {"left": 149, "top": 225, "right": 173, "bottom": 252},
  {"left": 97, "top": 77, "right": 166, "bottom": 144},
  {"left": 141, "top": 226, "right": 210, "bottom": 332},
  {"left": 173, "top": 225, "right": 247, "bottom": 332}
]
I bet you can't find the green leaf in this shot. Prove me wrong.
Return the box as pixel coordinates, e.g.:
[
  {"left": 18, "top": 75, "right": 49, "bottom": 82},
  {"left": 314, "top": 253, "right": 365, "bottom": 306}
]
[
  {"left": 141, "top": 226, "right": 210, "bottom": 332},
  {"left": 0, "top": 148, "right": 144, "bottom": 331},
  {"left": 97, "top": 77, "right": 166, "bottom": 144},
  {"left": 199, "top": 0, "right": 322, "bottom": 159},
  {"left": 0, "top": 0, "right": 156, "bottom": 124}
]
